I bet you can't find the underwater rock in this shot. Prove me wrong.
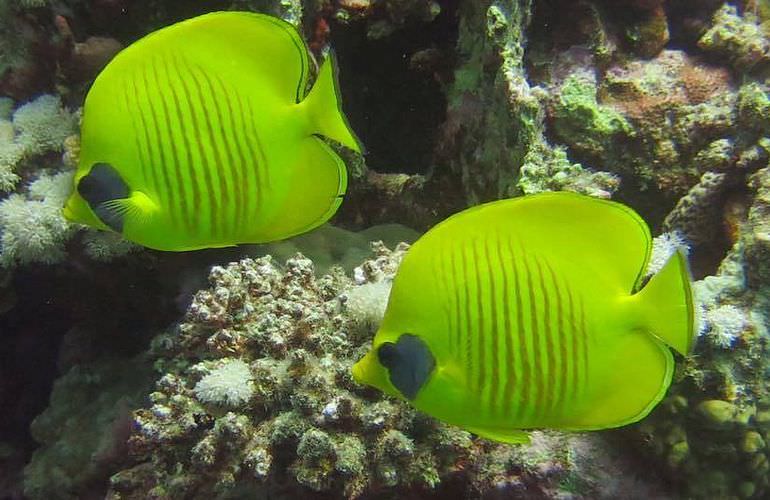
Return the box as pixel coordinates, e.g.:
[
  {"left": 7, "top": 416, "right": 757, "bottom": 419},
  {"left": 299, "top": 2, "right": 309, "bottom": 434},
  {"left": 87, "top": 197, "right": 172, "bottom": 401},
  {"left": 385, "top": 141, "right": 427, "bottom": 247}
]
[
  {"left": 23, "top": 354, "right": 154, "bottom": 500},
  {"left": 550, "top": 49, "right": 739, "bottom": 198},
  {"left": 698, "top": 4, "right": 770, "bottom": 71},
  {"left": 625, "top": 4, "right": 670, "bottom": 58},
  {"left": 335, "top": 0, "right": 442, "bottom": 39}
]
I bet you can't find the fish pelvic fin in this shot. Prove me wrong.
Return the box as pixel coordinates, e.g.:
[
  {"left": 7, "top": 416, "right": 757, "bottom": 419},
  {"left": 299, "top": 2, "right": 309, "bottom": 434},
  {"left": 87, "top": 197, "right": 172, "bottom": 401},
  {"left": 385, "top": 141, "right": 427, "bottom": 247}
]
[
  {"left": 302, "top": 51, "right": 363, "bottom": 154},
  {"left": 634, "top": 249, "right": 695, "bottom": 355},
  {"left": 464, "top": 426, "right": 531, "bottom": 445}
]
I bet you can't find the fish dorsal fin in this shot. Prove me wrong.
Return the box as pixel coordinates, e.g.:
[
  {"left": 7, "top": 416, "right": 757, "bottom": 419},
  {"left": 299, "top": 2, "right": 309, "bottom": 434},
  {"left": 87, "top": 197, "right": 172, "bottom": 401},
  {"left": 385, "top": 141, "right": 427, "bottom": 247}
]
[
  {"left": 423, "top": 192, "right": 651, "bottom": 293},
  {"left": 129, "top": 12, "right": 312, "bottom": 104}
]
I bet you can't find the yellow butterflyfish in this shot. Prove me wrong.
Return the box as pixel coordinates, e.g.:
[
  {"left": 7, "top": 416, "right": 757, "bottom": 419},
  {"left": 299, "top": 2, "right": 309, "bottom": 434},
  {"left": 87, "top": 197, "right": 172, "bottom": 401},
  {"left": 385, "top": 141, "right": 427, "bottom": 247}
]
[
  {"left": 353, "top": 192, "right": 695, "bottom": 444},
  {"left": 63, "top": 11, "right": 362, "bottom": 251}
]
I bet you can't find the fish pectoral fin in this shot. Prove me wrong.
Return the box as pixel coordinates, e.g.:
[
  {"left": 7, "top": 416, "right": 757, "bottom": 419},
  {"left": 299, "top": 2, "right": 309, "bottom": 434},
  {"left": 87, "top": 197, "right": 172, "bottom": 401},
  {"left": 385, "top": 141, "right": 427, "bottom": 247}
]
[
  {"left": 464, "top": 425, "right": 531, "bottom": 445},
  {"left": 97, "top": 191, "right": 156, "bottom": 233}
]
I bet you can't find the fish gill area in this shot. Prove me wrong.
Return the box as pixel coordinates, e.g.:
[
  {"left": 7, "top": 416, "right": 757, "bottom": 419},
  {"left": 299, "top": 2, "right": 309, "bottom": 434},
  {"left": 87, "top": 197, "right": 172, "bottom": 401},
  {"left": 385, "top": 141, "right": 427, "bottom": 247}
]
[{"left": 0, "top": 0, "right": 770, "bottom": 499}]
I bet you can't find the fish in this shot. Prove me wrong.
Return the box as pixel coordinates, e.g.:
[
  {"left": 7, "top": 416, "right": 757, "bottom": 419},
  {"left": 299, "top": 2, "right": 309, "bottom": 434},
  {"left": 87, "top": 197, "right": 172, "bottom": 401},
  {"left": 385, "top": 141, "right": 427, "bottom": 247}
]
[
  {"left": 63, "top": 11, "right": 362, "bottom": 251},
  {"left": 352, "top": 192, "right": 695, "bottom": 444}
]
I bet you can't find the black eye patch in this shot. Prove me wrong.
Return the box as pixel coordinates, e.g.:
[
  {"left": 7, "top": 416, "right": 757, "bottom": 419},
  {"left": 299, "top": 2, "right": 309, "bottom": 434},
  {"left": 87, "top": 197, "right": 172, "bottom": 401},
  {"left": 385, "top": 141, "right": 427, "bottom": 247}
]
[
  {"left": 377, "top": 334, "right": 435, "bottom": 400},
  {"left": 77, "top": 162, "right": 129, "bottom": 232}
]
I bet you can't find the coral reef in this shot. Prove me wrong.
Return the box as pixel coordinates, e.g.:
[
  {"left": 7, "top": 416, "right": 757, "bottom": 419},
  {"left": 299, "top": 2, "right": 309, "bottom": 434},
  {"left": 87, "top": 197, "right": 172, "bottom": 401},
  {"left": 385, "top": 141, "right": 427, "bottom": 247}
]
[
  {"left": 100, "top": 245, "right": 665, "bottom": 499},
  {"left": 634, "top": 166, "right": 770, "bottom": 499},
  {"left": 7, "top": 1, "right": 770, "bottom": 499}
]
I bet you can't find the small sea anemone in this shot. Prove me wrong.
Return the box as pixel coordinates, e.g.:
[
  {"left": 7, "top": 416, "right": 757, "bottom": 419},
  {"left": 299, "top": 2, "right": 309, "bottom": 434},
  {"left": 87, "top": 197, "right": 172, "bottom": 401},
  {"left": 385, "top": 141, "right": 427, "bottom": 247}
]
[
  {"left": 704, "top": 304, "right": 748, "bottom": 348},
  {"left": 647, "top": 231, "right": 690, "bottom": 277},
  {"left": 193, "top": 358, "right": 255, "bottom": 407}
]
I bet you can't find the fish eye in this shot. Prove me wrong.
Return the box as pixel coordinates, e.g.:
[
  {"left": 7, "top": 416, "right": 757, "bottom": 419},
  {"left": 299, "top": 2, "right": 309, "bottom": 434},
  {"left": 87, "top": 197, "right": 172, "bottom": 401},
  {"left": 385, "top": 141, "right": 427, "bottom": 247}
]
[
  {"left": 375, "top": 333, "right": 435, "bottom": 400},
  {"left": 377, "top": 342, "right": 398, "bottom": 368}
]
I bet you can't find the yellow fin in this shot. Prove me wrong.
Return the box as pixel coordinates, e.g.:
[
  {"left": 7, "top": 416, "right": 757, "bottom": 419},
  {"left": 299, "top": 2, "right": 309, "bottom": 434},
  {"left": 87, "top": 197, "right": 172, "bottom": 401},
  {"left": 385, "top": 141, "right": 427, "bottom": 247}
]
[
  {"left": 567, "top": 333, "right": 673, "bottom": 430},
  {"left": 302, "top": 52, "right": 363, "bottom": 153},
  {"left": 99, "top": 191, "right": 156, "bottom": 232},
  {"left": 425, "top": 192, "right": 651, "bottom": 292},
  {"left": 260, "top": 137, "right": 346, "bottom": 241},
  {"left": 634, "top": 250, "right": 695, "bottom": 355},
  {"left": 464, "top": 426, "right": 531, "bottom": 445}
]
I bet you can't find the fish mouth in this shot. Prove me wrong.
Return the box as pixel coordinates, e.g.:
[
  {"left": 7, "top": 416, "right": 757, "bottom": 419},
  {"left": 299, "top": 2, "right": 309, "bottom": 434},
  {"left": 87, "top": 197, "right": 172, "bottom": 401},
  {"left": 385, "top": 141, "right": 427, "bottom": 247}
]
[{"left": 351, "top": 357, "right": 366, "bottom": 384}]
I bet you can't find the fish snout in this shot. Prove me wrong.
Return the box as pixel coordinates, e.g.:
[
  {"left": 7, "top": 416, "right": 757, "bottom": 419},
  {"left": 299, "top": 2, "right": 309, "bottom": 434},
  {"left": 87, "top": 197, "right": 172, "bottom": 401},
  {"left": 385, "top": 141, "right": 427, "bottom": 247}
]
[{"left": 351, "top": 351, "right": 373, "bottom": 384}]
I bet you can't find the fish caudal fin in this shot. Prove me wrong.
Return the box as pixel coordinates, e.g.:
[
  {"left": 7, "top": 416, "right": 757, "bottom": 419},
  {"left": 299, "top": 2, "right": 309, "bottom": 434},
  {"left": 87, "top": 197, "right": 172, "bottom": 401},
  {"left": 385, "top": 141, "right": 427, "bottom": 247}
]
[
  {"left": 635, "top": 250, "right": 695, "bottom": 356},
  {"left": 302, "top": 52, "right": 363, "bottom": 153}
]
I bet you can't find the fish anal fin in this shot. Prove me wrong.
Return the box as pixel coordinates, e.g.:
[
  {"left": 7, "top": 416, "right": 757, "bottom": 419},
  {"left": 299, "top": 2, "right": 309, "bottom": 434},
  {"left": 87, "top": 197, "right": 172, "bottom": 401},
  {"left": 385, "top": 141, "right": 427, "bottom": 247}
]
[
  {"left": 464, "top": 425, "right": 531, "bottom": 445},
  {"left": 567, "top": 333, "right": 673, "bottom": 431},
  {"left": 259, "top": 137, "right": 346, "bottom": 241}
]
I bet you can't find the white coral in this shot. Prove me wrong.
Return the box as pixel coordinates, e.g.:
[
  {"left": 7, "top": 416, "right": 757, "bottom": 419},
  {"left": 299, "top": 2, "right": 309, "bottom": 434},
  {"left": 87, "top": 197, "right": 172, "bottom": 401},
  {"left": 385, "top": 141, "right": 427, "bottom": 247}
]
[
  {"left": 344, "top": 280, "right": 392, "bottom": 329},
  {"left": 0, "top": 171, "right": 75, "bottom": 266},
  {"left": 81, "top": 231, "right": 139, "bottom": 262},
  {"left": 646, "top": 231, "right": 690, "bottom": 277},
  {"left": 193, "top": 359, "right": 255, "bottom": 407},
  {"left": 0, "top": 95, "right": 77, "bottom": 193},
  {"left": 13, "top": 95, "right": 77, "bottom": 154},
  {"left": 704, "top": 304, "right": 747, "bottom": 348}
]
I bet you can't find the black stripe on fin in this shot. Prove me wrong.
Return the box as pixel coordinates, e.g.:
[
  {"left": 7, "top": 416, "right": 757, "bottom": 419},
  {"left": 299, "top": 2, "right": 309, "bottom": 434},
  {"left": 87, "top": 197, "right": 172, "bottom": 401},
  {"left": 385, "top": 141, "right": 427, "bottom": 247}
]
[
  {"left": 377, "top": 334, "right": 435, "bottom": 400},
  {"left": 77, "top": 162, "right": 130, "bottom": 232}
]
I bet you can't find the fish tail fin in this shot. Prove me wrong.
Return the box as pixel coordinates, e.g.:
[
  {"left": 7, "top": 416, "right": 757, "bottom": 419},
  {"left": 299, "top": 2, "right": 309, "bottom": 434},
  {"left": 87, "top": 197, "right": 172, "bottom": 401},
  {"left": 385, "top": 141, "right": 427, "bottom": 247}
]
[
  {"left": 302, "top": 51, "right": 363, "bottom": 154},
  {"left": 634, "top": 250, "right": 696, "bottom": 355}
]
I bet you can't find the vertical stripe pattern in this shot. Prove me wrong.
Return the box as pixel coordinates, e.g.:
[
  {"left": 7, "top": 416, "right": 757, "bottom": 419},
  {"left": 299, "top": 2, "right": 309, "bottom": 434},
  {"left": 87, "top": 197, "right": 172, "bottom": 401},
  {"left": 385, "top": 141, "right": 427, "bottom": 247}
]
[
  {"left": 435, "top": 234, "right": 595, "bottom": 426},
  {"left": 123, "top": 53, "right": 274, "bottom": 242}
]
